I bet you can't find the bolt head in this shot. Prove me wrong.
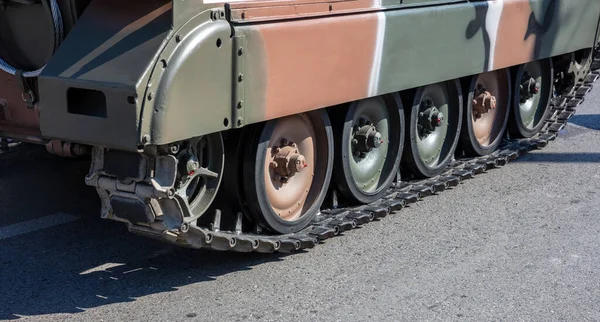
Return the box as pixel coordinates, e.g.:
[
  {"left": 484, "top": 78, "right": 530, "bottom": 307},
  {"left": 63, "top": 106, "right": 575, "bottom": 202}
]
[
  {"left": 292, "top": 154, "right": 307, "bottom": 172},
  {"left": 184, "top": 155, "right": 200, "bottom": 174},
  {"left": 432, "top": 112, "right": 444, "bottom": 127},
  {"left": 489, "top": 96, "right": 497, "bottom": 109},
  {"left": 180, "top": 222, "right": 190, "bottom": 233},
  {"left": 371, "top": 132, "right": 382, "bottom": 148}
]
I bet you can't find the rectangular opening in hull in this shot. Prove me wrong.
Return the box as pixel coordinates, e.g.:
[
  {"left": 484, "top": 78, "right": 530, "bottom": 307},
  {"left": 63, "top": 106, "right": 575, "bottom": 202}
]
[{"left": 67, "top": 87, "right": 107, "bottom": 118}]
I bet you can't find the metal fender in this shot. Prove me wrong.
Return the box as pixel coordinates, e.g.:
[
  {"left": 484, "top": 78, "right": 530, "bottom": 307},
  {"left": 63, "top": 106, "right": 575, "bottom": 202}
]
[{"left": 141, "top": 12, "right": 233, "bottom": 146}]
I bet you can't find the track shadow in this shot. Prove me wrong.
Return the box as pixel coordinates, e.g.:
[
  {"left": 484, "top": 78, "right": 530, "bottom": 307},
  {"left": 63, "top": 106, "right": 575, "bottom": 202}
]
[
  {"left": 568, "top": 114, "right": 600, "bottom": 131},
  {"left": 513, "top": 152, "right": 600, "bottom": 163},
  {"left": 0, "top": 146, "right": 286, "bottom": 320}
]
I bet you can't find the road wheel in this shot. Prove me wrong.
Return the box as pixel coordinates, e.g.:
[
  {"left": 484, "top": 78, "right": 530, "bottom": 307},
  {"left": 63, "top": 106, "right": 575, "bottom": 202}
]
[
  {"left": 333, "top": 94, "right": 404, "bottom": 204},
  {"left": 243, "top": 110, "right": 333, "bottom": 234},
  {"left": 403, "top": 80, "right": 463, "bottom": 178},
  {"left": 509, "top": 59, "right": 554, "bottom": 138},
  {"left": 460, "top": 69, "right": 511, "bottom": 156}
]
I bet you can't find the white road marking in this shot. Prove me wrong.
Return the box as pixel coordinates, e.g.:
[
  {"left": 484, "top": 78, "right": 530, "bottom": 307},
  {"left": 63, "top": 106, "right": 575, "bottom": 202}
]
[{"left": 0, "top": 213, "right": 79, "bottom": 241}]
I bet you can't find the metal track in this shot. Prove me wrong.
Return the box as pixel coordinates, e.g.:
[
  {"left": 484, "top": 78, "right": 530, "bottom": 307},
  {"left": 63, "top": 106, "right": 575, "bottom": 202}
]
[{"left": 121, "top": 49, "right": 600, "bottom": 253}]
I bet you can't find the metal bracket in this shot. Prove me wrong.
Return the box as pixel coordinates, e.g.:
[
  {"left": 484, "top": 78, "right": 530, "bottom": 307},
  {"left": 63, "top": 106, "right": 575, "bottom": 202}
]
[
  {"left": 232, "top": 35, "right": 246, "bottom": 128},
  {"left": 15, "top": 70, "right": 36, "bottom": 109},
  {"left": 210, "top": 9, "right": 226, "bottom": 21}
]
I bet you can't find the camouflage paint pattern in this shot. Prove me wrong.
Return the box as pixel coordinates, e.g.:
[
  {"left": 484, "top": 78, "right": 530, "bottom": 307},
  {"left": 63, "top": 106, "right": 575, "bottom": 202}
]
[
  {"left": 235, "top": 0, "right": 600, "bottom": 124},
  {"left": 143, "top": 0, "right": 600, "bottom": 147},
  {"left": 0, "top": 0, "right": 598, "bottom": 151},
  {"left": 38, "top": 0, "right": 172, "bottom": 151}
]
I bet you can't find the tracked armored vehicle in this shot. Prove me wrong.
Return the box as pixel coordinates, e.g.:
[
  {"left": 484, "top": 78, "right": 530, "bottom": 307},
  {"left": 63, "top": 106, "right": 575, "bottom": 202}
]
[{"left": 1, "top": 0, "right": 599, "bottom": 253}]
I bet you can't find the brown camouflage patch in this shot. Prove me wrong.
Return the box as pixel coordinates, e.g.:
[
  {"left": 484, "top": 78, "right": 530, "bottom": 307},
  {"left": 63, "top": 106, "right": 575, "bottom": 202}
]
[
  {"left": 493, "top": 0, "right": 537, "bottom": 69},
  {"left": 257, "top": 13, "right": 379, "bottom": 119}
]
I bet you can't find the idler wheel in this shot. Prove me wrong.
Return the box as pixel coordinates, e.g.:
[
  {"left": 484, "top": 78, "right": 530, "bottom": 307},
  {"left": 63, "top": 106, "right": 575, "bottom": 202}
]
[
  {"left": 509, "top": 59, "right": 554, "bottom": 138},
  {"left": 333, "top": 94, "right": 404, "bottom": 204},
  {"left": 403, "top": 80, "right": 463, "bottom": 178},
  {"left": 173, "top": 133, "right": 225, "bottom": 222},
  {"left": 243, "top": 110, "right": 333, "bottom": 234},
  {"left": 460, "top": 69, "right": 511, "bottom": 156}
]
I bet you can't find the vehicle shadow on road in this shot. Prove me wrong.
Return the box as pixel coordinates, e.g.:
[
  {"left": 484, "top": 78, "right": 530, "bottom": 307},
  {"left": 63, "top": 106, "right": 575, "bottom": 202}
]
[
  {"left": 0, "top": 147, "right": 288, "bottom": 320},
  {"left": 0, "top": 223, "right": 287, "bottom": 320},
  {"left": 568, "top": 114, "right": 600, "bottom": 131},
  {"left": 512, "top": 152, "right": 600, "bottom": 163}
]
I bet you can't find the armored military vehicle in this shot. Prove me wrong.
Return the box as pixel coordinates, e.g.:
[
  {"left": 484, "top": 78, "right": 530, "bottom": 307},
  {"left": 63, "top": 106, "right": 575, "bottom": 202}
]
[{"left": 1, "top": 0, "right": 599, "bottom": 252}]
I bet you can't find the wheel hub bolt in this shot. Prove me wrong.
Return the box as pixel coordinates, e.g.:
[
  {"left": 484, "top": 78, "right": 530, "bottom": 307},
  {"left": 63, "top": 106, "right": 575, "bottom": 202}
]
[
  {"left": 270, "top": 139, "right": 307, "bottom": 182},
  {"left": 418, "top": 103, "right": 444, "bottom": 134},
  {"left": 520, "top": 75, "right": 539, "bottom": 102},
  {"left": 431, "top": 112, "right": 444, "bottom": 127},
  {"left": 289, "top": 154, "right": 307, "bottom": 172},
  {"left": 353, "top": 124, "right": 382, "bottom": 154},
  {"left": 182, "top": 155, "right": 200, "bottom": 175},
  {"left": 529, "top": 80, "right": 540, "bottom": 95},
  {"left": 473, "top": 85, "right": 497, "bottom": 118},
  {"left": 367, "top": 130, "right": 383, "bottom": 148}
]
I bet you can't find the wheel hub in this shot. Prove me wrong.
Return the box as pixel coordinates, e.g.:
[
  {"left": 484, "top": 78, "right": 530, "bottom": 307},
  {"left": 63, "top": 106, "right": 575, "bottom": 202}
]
[
  {"left": 269, "top": 139, "right": 307, "bottom": 183},
  {"left": 183, "top": 155, "right": 200, "bottom": 176},
  {"left": 519, "top": 72, "right": 540, "bottom": 103},
  {"left": 352, "top": 119, "right": 383, "bottom": 157},
  {"left": 417, "top": 100, "right": 444, "bottom": 136},
  {"left": 472, "top": 84, "right": 497, "bottom": 119}
]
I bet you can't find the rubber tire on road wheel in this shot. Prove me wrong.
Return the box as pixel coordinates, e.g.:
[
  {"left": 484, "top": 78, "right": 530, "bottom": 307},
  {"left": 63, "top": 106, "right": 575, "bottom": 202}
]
[
  {"left": 460, "top": 69, "right": 511, "bottom": 156},
  {"left": 508, "top": 59, "right": 554, "bottom": 138},
  {"left": 242, "top": 110, "right": 334, "bottom": 234},
  {"left": 333, "top": 94, "right": 404, "bottom": 204},
  {"left": 403, "top": 80, "right": 463, "bottom": 178}
]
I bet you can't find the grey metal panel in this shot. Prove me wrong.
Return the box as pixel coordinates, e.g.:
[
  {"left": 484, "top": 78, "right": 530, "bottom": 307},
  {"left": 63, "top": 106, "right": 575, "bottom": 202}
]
[
  {"left": 38, "top": 79, "right": 139, "bottom": 150},
  {"left": 143, "top": 17, "right": 234, "bottom": 145},
  {"left": 37, "top": 0, "right": 173, "bottom": 151}
]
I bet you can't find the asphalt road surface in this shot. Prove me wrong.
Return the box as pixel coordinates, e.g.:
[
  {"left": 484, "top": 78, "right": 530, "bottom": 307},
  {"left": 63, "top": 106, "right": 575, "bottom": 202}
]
[{"left": 1, "top": 87, "right": 599, "bottom": 321}]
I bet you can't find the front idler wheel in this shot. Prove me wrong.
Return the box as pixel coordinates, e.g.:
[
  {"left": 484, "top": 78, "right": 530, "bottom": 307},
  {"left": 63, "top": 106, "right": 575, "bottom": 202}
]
[
  {"left": 403, "top": 80, "right": 463, "bottom": 178},
  {"left": 333, "top": 95, "right": 405, "bottom": 204},
  {"left": 460, "top": 69, "right": 511, "bottom": 156},
  {"left": 172, "top": 133, "right": 225, "bottom": 223},
  {"left": 509, "top": 59, "right": 554, "bottom": 138},
  {"left": 243, "top": 110, "right": 334, "bottom": 234}
]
